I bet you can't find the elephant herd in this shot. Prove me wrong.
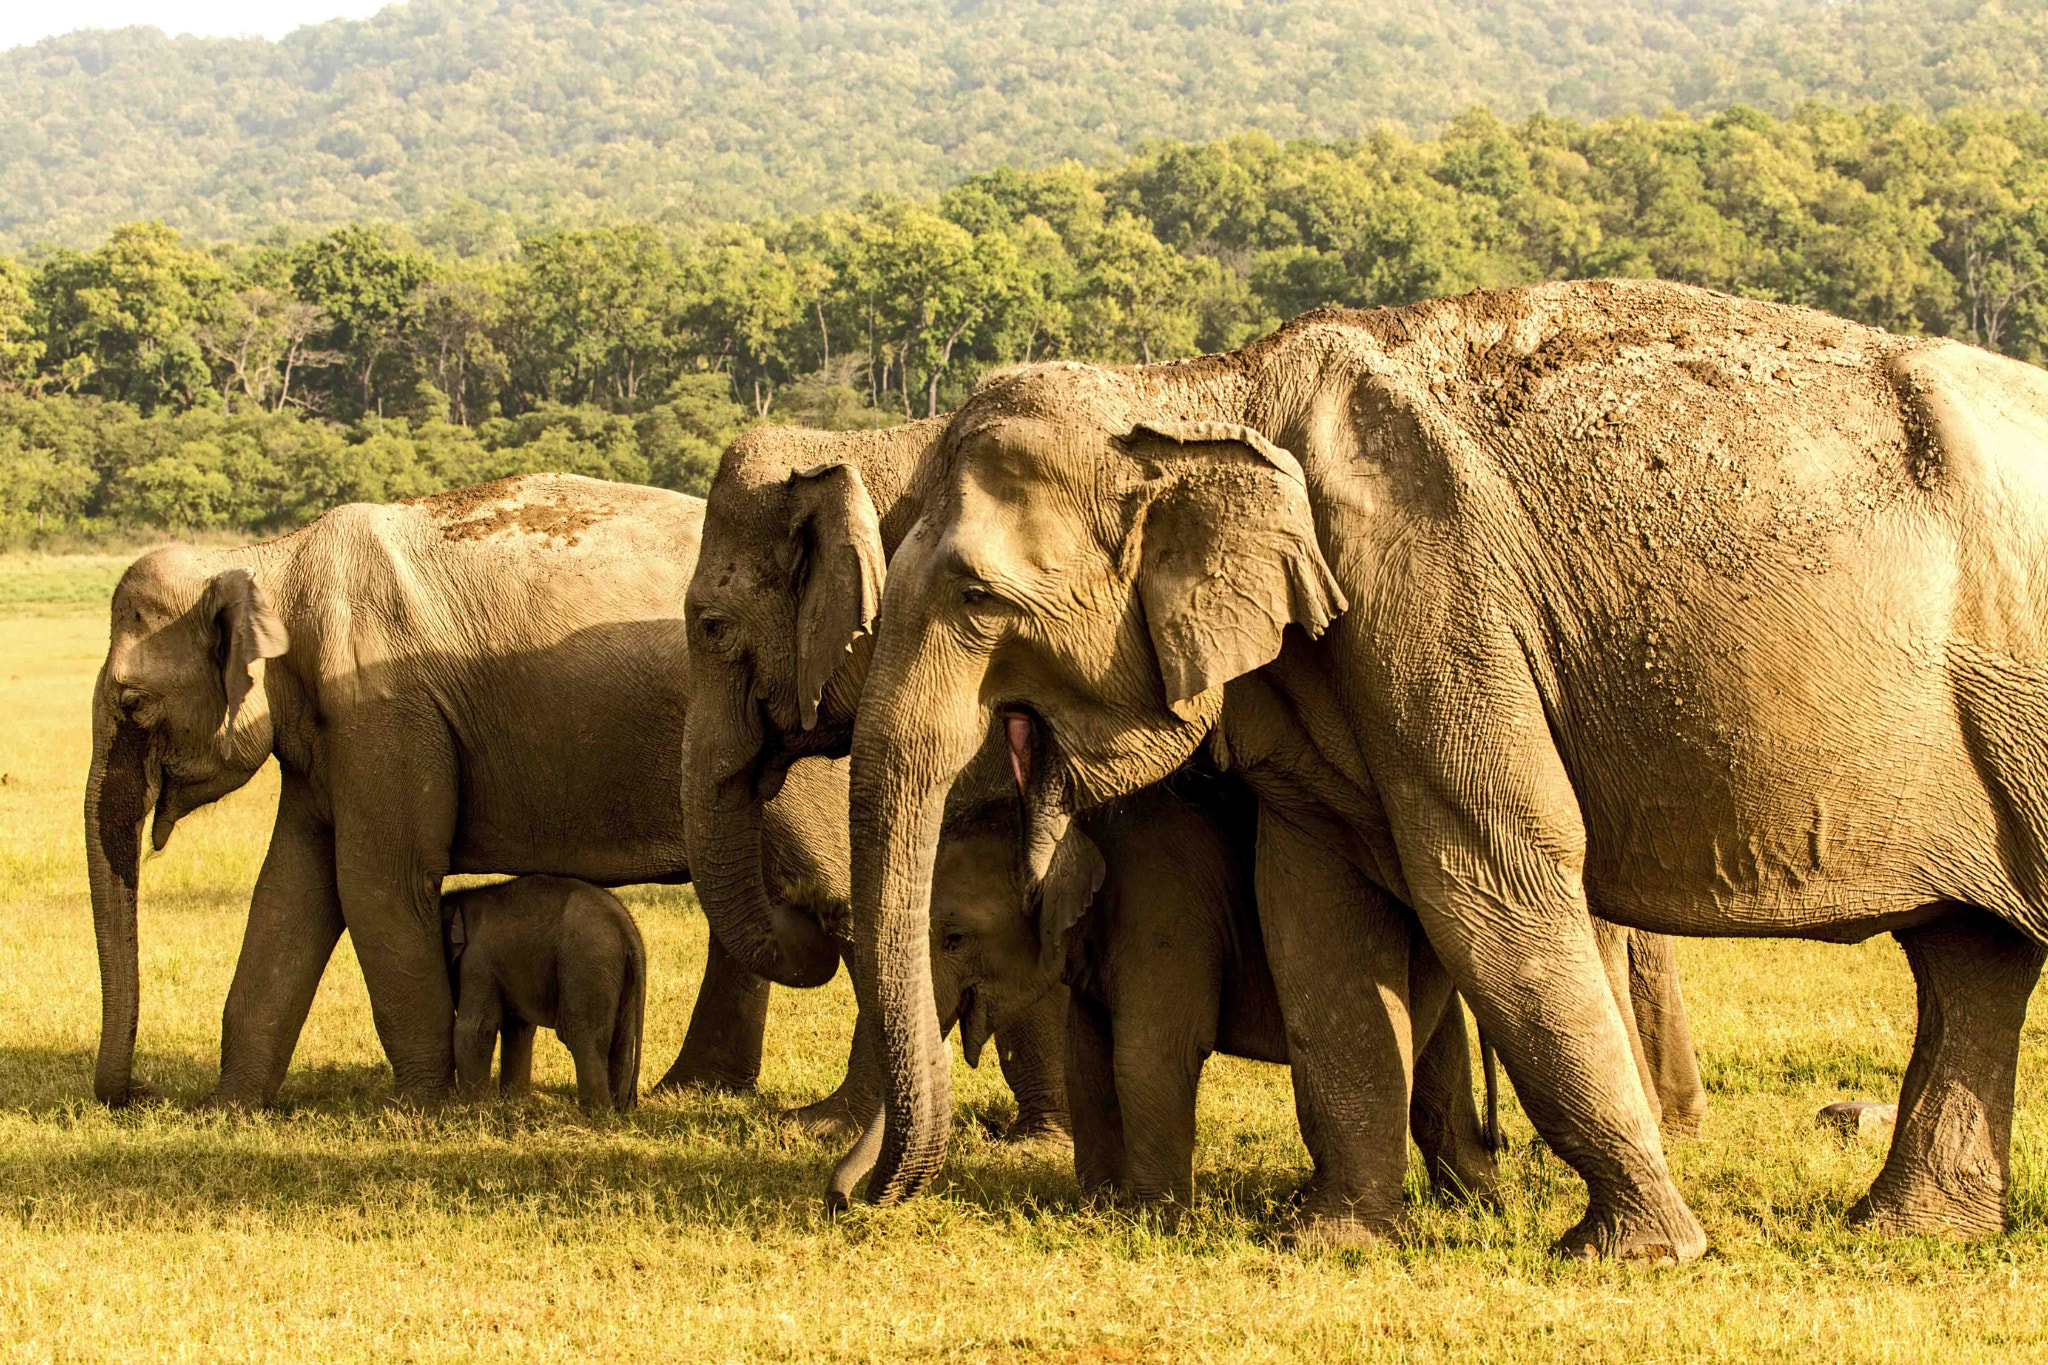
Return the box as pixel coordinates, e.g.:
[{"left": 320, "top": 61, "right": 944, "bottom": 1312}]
[{"left": 86, "top": 278, "right": 2048, "bottom": 1262}]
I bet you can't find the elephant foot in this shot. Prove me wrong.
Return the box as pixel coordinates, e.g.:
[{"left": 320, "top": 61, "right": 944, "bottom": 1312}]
[
  {"left": 1423, "top": 1146, "right": 1500, "bottom": 1207},
  {"left": 194, "top": 1086, "right": 267, "bottom": 1113},
  {"left": 105, "top": 1080, "right": 167, "bottom": 1109},
  {"left": 1846, "top": 1185, "right": 2006, "bottom": 1239},
  {"left": 1276, "top": 1208, "right": 1402, "bottom": 1252},
  {"left": 651, "top": 1058, "right": 758, "bottom": 1095},
  {"left": 780, "top": 1094, "right": 865, "bottom": 1143},
  {"left": 996, "top": 1110, "right": 1073, "bottom": 1145},
  {"left": 1554, "top": 1194, "right": 1706, "bottom": 1264}
]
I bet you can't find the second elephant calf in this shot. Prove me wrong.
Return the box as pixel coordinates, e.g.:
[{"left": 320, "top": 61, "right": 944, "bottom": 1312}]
[{"left": 442, "top": 876, "right": 645, "bottom": 1114}]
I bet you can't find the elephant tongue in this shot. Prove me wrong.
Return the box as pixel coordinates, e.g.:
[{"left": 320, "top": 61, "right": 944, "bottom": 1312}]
[{"left": 1003, "top": 712, "right": 1033, "bottom": 795}]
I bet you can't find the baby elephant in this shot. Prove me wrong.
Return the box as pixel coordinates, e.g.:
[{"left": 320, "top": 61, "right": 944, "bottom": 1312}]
[
  {"left": 932, "top": 774, "right": 1501, "bottom": 1210},
  {"left": 442, "top": 876, "right": 646, "bottom": 1114}
]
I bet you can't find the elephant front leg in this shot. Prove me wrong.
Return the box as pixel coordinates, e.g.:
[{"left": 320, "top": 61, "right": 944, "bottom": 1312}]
[
  {"left": 333, "top": 744, "right": 458, "bottom": 1102},
  {"left": 1065, "top": 995, "right": 1126, "bottom": 1200},
  {"left": 1849, "top": 908, "right": 2045, "bottom": 1238},
  {"left": 210, "top": 772, "right": 344, "bottom": 1107},
  {"left": 1593, "top": 917, "right": 1662, "bottom": 1131},
  {"left": 654, "top": 931, "right": 772, "bottom": 1093},
  {"left": 1258, "top": 815, "right": 1414, "bottom": 1248},
  {"left": 993, "top": 988, "right": 1072, "bottom": 1143},
  {"left": 452, "top": 994, "right": 501, "bottom": 1101}
]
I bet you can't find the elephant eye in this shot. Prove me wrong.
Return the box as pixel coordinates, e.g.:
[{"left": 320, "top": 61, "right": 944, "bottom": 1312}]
[
  {"left": 960, "top": 583, "right": 993, "bottom": 607},
  {"left": 699, "top": 616, "right": 727, "bottom": 641},
  {"left": 943, "top": 932, "right": 965, "bottom": 952}
]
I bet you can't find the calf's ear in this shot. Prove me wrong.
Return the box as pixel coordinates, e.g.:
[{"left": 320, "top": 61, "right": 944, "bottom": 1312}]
[
  {"left": 1033, "top": 823, "right": 1106, "bottom": 979},
  {"left": 787, "top": 463, "right": 886, "bottom": 729},
  {"left": 1127, "top": 421, "right": 1346, "bottom": 720}
]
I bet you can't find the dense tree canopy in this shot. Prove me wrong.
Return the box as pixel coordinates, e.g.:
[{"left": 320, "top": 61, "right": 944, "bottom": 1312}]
[
  {"left": 7, "top": 0, "right": 2048, "bottom": 249},
  {"left": 4, "top": 102, "right": 2045, "bottom": 543}
]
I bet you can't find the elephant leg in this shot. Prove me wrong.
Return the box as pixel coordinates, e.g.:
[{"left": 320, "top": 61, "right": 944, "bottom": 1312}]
[
  {"left": 332, "top": 740, "right": 458, "bottom": 1102},
  {"left": 1848, "top": 908, "right": 2044, "bottom": 1238},
  {"left": 1593, "top": 917, "right": 1662, "bottom": 1132},
  {"left": 1408, "top": 942, "right": 1498, "bottom": 1204},
  {"left": 1383, "top": 679, "right": 1702, "bottom": 1263},
  {"left": 562, "top": 1010, "right": 618, "bottom": 1117},
  {"left": 497, "top": 1018, "right": 537, "bottom": 1099},
  {"left": 209, "top": 771, "right": 344, "bottom": 1107},
  {"left": 783, "top": 999, "right": 878, "bottom": 1142},
  {"left": 993, "top": 987, "right": 1072, "bottom": 1143},
  {"left": 654, "top": 930, "right": 772, "bottom": 1094},
  {"left": 1257, "top": 814, "right": 1414, "bottom": 1248},
  {"left": 1627, "top": 931, "right": 1707, "bottom": 1139},
  {"left": 452, "top": 990, "right": 500, "bottom": 1101},
  {"left": 1112, "top": 1027, "right": 1203, "bottom": 1215},
  {"left": 1066, "top": 994, "right": 1125, "bottom": 1200}
]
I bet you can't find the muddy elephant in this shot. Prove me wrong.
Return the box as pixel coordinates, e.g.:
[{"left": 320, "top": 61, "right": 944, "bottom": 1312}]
[
  {"left": 682, "top": 400, "right": 1705, "bottom": 1199},
  {"left": 444, "top": 875, "right": 646, "bottom": 1114},
  {"left": 677, "top": 418, "right": 1071, "bottom": 1142},
  {"left": 837, "top": 278, "right": 2048, "bottom": 1258},
  {"left": 933, "top": 769, "right": 1704, "bottom": 1212},
  {"left": 86, "top": 473, "right": 851, "bottom": 1106}
]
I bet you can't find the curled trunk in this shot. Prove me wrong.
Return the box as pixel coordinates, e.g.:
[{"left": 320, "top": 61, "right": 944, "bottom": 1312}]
[
  {"left": 84, "top": 689, "right": 157, "bottom": 1106},
  {"left": 681, "top": 725, "right": 841, "bottom": 990}
]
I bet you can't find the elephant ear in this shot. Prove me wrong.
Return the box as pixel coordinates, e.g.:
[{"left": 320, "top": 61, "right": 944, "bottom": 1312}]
[
  {"left": 1128, "top": 420, "right": 1347, "bottom": 721},
  {"left": 1034, "top": 822, "right": 1106, "bottom": 980},
  {"left": 786, "top": 462, "right": 886, "bottom": 729},
  {"left": 202, "top": 568, "right": 289, "bottom": 729}
]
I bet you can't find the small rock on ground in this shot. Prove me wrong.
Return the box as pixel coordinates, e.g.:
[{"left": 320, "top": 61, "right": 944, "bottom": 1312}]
[{"left": 1818, "top": 1101, "right": 1897, "bottom": 1139}]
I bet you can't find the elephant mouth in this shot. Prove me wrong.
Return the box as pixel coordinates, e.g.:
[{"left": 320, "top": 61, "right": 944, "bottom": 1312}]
[{"left": 996, "top": 705, "right": 1058, "bottom": 802}]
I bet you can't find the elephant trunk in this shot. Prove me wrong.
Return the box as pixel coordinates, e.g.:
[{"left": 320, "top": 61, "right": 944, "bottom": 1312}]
[
  {"left": 840, "top": 676, "right": 988, "bottom": 1205},
  {"left": 682, "top": 720, "right": 841, "bottom": 990},
  {"left": 84, "top": 682, "right": 157, "bottom": 1106}
]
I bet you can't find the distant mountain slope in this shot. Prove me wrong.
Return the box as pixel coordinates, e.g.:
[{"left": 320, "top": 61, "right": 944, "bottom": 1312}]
[{"left": 5, "top": 0, "right": 2047, "bottom": 247}]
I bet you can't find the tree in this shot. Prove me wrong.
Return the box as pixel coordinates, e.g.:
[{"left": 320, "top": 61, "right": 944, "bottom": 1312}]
[
  {"left": 195, "top": 287, "right": 339, "bottom": 413},
  {"left": 289, "top": 225, "right": 433, "bottom": 416},
  {"left": 32, "top": 223, "right": 223, "bottom": 414}
]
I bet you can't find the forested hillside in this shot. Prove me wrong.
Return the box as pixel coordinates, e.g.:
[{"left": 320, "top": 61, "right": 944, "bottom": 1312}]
[
  {"left": 5, "top": 104, "right": 2045, "bottom": 543},
  {"left": 7, "top": 0, "right": 2048, "bottom": 248}
]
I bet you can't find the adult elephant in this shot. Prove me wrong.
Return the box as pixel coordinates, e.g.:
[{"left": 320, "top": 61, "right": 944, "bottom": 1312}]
[
  {"left": 676, "top": 418, "right": 1071, "bottom": 1142},
  {"left": 837, "top": 279, "right": 2048, "bottom": 1259},
  {"left": 680, "top": 397, "right": 1705, "bottom": 1185},
  {"left": 85, "top": 473, "right": 848, "bottom": 1106}
]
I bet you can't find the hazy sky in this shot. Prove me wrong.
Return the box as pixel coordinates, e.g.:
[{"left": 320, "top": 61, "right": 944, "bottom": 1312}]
[{"left": 2, "top": 2, "right": 391, "bottom": 51}]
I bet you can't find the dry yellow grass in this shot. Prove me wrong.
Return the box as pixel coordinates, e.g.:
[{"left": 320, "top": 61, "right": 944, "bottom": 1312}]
[{"left": 2, "top": 560, "right": 2046, "bottom": 1361}]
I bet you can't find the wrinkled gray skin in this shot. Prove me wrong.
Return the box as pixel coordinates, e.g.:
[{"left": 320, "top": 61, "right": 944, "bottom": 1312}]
[
  {"left": 444, "top": 876, "right": 645, "bottom": 1114},
  {"left": 677, "top": 419, "right": 1070, "bottom": 1142},
  {"left": 85, "top": 472, "right": 845, "bottom": 1106},
  {"left": 932, "top": 774, "right": 1705, "bottom": 1212},
  {"left": 842, "top": 279, "right": 2048, "bottom": 1258}
]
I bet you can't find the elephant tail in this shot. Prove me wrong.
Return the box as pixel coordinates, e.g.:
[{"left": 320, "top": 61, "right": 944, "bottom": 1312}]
[
  {"left": 1479, "top": 1027, "right": 1502, "bottom": 1154},
  {"left": 611, "top": 916, "right": 646, "bottom": 1113}
]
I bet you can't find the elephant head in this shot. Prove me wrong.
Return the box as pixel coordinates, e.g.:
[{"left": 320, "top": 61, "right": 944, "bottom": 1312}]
[
  {"left": 87, "top": 546, "right": 289, "bottom": 1103},
  {"left": 679, "top": 419, "right": 948, "bottom": 989},
  {"left": 843, "top": 364, "right": 1344, "bottom": 1202},
  {"left": 927, "top": 792, "right": 1101, "bottom": 1070}
]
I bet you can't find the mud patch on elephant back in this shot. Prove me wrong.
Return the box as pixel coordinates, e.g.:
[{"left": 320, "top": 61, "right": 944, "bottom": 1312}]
[
  {"left": 439, "top": 496, "right": 612, "bottom": 547},
  {"left": 1479, "top": 327, "right": 1655, "bottom": 423}
]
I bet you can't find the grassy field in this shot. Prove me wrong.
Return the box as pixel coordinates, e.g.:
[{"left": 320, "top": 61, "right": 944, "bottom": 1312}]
[{"left": 2, "top": 555, "right": 2046, "bottom": 1361}]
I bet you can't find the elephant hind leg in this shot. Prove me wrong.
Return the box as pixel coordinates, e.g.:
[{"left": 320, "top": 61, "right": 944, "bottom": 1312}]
[
  {"left": 1628, "top": 931, "right": 1707, "bottom": 1139},
  {"left": 1409, "top": 973, "right": 1499, "bottom": 1205},
  {"left": 654, "top": 932, "right": 771, "bottom": 1094},
  {"left": 1850, "top": 905, "right": 2044, "bottom": 1238}
]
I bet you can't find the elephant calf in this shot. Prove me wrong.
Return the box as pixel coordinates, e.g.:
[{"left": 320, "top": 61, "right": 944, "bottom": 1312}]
[
  {"left": 442, "top": 877, "right": 645, "bottom": 1114},
  {"left": 932, "top": 774, "right": 1501, "bottom": 1212}
]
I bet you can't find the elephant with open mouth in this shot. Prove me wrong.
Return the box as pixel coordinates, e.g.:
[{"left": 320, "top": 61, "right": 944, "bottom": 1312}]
[{"left": 835, "top": 278, "right": 2048, "bottom": 1259}]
